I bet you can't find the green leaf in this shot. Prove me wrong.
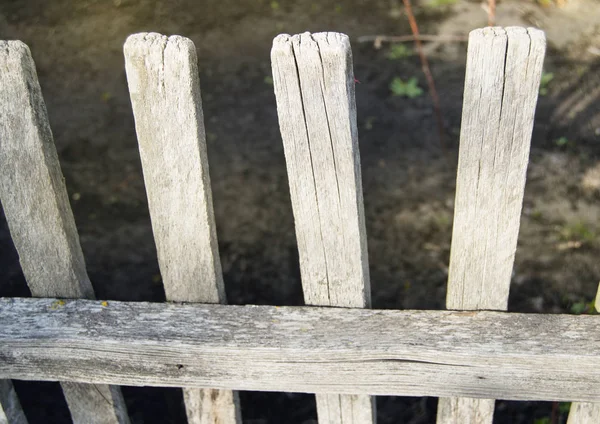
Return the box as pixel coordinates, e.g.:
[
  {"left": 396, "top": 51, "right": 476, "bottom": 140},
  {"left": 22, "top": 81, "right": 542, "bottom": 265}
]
[
  {"left": 571, "top": 301, "right": 588, "bottom": 315},
  {"left": 559, "top": 402, "right": 571, "bottom": 414},
  {"left": 428, "top": 0, "right": 457, "bottom": 7},
  {"left": 386, "top": 44, "right": 413, "bottom": 60},
  {"left": 539, "top": 71, "right": 554, "bottom": 96},
  {"left": 389, "top": 77, "right": 423, "bottom": 99}
]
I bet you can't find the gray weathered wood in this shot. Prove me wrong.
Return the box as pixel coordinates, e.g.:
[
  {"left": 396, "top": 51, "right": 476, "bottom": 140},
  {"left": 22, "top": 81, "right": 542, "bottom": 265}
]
[
  {"left": 436, "top": 398, "right": 494, "bottom": 424},
  {"left": 438, "top": 27, "right": 546, "bottom": 424},
  {"left": 271, "top": 32, "right": 374, "bottom": 424},
  {"left": 2, "top": 298, "right": 600, "bottom": 402},
  {"left": 566, "top": 281, "right": 600, "bottom": 424},
  {"left": 567, "top": 402, "right": 600, "bottom": 424},
  {"left": 447, "top": 26, "right": 546, "bottom": 311},
  {"left": 316, "top": 394, "right": 375, "bottom": 424},
  {"left": 0, "top": 380, "right": 27, "bottom": 424},
  {"left": 0, "top": 41, "right": 130, "bottom": 424},
  {"left": 124, "top": 33, "right": 240, "bottom": 424}
]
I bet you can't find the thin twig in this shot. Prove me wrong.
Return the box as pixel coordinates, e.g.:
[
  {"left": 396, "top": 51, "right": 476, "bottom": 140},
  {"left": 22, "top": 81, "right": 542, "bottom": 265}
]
[
  {"left": 357, "top": 34, "right": 468, "bottom": 49},
  {"left": 401, "top": 0, "right": 445, "bottom": 150},
  {"left": 488, "top": 0, "right": 496, "bottom": 26},
  {"left": 551, "top": 401, "right": 559, "bottom": 424}
]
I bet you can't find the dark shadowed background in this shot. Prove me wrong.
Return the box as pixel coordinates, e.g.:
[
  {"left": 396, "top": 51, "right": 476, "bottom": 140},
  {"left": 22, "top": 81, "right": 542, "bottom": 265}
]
[{"left": 1, "top": 0, "right": 599, "bottom": 422}]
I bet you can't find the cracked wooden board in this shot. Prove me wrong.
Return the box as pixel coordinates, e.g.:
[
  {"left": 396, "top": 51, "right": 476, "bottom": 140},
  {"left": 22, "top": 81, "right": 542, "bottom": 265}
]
[
  {"left": 1, "top": 298, "right": 600, "bottom": 402},
  {"left": 438, "top": 27, "right": 546, "bottom": 424},
  {"left": 271, "top": 32, "right": 374, "bottom": 423}
]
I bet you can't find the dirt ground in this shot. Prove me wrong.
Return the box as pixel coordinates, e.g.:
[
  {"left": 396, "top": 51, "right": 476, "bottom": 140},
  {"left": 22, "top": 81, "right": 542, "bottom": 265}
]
[{"left": 1, "top": 0, "right": 600, "bottom": 422}]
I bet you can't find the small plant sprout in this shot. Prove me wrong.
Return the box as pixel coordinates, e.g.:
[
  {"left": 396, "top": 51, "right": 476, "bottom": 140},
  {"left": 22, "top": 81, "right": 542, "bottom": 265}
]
[
  {"left": 386, "top": 44, "right": 413, "bottom": 60},
  {"left": 427, "top": 0, "right": 458, "bottom": 7},
  {"left": 555, "top": 136, "right": 569, "bottom": 147},
  {"left": 559, "top": 221, "right": 595, "bottom": 244},
  {"left": 539, "top": 71, "right": 554, "bottom": 96},
  {"left": 390, "top": 77, "right": 423, "bottom": 98}
]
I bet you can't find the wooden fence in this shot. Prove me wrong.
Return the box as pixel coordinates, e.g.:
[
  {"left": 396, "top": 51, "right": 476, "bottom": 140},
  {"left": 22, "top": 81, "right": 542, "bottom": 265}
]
[{"left": 0, "top": 27, "right": 598, "bottom": 424}]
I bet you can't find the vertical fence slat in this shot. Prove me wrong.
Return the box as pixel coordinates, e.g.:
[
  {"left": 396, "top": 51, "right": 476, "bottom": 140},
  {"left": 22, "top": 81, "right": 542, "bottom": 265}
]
[
  {"left": 0, "top": 380, "right": 27, "bottom": 424},
  {"left": 272, "top": 32, "right": 374, "bottom": 424},
  {"left": 566, "top": 282, "right": 600, "bottom": 424},
  {"left": 124, "top": 33, "right": 241, "bottom": 424},
  {"left": 437, "top": 27, "right": 546, "bottom": 424},
  {"left": 0, "top": 40, "right": 130, "bottom": 424},
  {"left": 567, "top": 403, "right": 600, "bottom": 424}
]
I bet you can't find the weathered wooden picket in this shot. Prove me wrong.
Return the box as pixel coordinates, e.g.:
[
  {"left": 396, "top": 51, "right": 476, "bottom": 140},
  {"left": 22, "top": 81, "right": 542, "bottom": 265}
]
[{"left": 0, "top": 26, "right": 598, "bottom": 424}]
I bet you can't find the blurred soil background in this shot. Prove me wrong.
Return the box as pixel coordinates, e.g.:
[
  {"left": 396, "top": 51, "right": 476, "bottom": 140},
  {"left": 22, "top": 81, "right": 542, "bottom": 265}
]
[{"left": 1, "top": 0, "right": 599, "bottom": 422}]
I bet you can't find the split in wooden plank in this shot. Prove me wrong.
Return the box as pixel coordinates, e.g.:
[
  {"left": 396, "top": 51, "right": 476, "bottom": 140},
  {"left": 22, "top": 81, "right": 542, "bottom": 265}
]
[
  {"left": 2, "top": 298, "right": 600, "bottom": 402},
  {"left": 271, "top": 32, "right": 370, "bottom": 309},
  {"left": 271, "top": 31, "right": 374, "bottom": 423},
  {"left": 124, "top": 32, "right": 240, "bottom": 424},
  {"left": 0, "top": 40, "right": 129, "bottom": 424},
  {"left": 0, "top": 380, "right": 27, "bottom": 424},
  {"left": 438, "top": 27, "right": 546, "bottom": 424},
  {"left": 446, "top": 26, "right": 546, "bottom": 312}
]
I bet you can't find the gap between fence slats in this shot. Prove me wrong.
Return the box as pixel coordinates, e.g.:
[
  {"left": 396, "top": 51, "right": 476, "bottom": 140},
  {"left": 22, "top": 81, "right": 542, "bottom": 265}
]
[
  {"left": 0, "top": 40, "right": 129, "bottom": 424},
  {"left": 271, "top": 32, "right": 374, "bottom": 424},
  {"left": 1, "top": 298, "right": 600, "bottom": 402},
  {"left": 124, "top": 33, "right": 241, "bottom": 424},
  {"left": 437, "top": 27, "right": 546, "bottom": 424}
]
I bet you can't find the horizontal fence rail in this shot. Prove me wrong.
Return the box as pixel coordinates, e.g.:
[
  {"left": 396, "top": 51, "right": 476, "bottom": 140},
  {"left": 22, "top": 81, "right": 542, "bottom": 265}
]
[{"left": 1, "top": 298, "right": 600, "bottom": 402}]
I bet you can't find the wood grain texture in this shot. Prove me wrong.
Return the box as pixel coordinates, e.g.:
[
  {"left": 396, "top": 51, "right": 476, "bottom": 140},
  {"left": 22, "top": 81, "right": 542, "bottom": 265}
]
[
  {"left": 2, "top": 298, "right": 600, "bottom": 402},
  {"left": 0, "top": 40, "right": 129, "bottom": 424},
  {"left": 447, "top": 26, "right": 546, "bottom": 312},
  {"left": 124, "top": 33, "right": 224, "bottom": 305},
  {"left": 566, "top": 282, "right": 600, "bottom": 424},
  {"left": 316, "top": 394, "right": 375, "bottom": 424},
  {"left": 124, "top": 33, "right": 240, "bottom": 424},
  {"left": 567, "top": 403, "right": 600, "bottom": 424},
  {"left": 271, "top": 32, "right": 369, "bottom": 309},
  {"left": 438, "top": 27, "right": 546, "bottom": 424},
  {"left": 0, "top": 380, "right": 27, "bottom": 424},
  {"left": 271, "top": 32, "right": 374, "bottom": 423},
  {"left": 436, "top": 397, "right": 494, "bottom": 424}
]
